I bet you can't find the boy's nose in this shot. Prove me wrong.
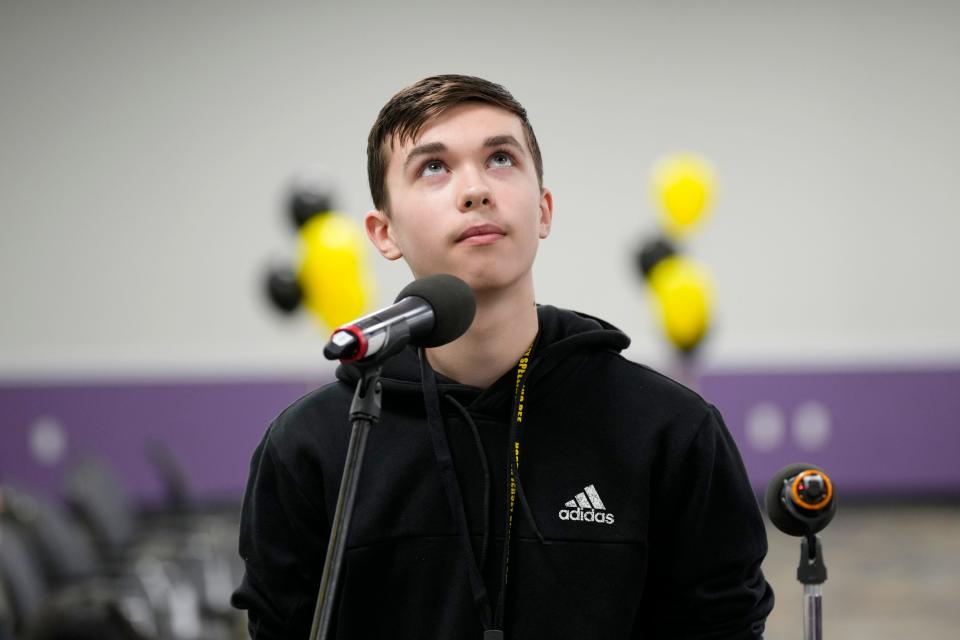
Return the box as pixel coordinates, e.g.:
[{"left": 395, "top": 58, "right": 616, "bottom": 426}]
[{"left": 459, "top": 185, "right": 492, "bottom": 212}]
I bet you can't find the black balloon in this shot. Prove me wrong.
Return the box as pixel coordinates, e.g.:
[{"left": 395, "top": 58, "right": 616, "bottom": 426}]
[
  {"left": 288, "top": 167, "right": 337, "bottom": 229},
  {"left": 266, "top": 266, "right": 302, "bottom": 313},
  {"left": 635, "top": 235, "right": 677, "bottom": 279}
]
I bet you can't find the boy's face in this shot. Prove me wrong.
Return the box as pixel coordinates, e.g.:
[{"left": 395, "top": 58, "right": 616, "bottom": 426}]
[{"left": 365, "top": 103, "right": 552, "bottom": 294}]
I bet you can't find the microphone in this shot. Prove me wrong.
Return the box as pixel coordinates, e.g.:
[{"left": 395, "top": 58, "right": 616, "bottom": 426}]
[
  {"left": 764, "top": 463, "right": 837, "bottom": 536},
  {"left": 323, "top": 274, "right": 476, "bottom": 363}
]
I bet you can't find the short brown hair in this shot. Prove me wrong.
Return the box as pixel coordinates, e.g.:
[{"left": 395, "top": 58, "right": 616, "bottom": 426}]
[{"left": 367, "top": 74, "right": 544, "bottom": 212}]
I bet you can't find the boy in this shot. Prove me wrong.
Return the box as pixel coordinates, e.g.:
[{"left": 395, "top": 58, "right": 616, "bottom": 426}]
[{"left": 232, "top": 75, "right": 774, "bottom": 639}]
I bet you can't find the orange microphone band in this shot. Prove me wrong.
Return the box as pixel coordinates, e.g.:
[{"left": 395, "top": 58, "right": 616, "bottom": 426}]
[{"left": 790, "top": 469, "right": 833, "bottom": 511}]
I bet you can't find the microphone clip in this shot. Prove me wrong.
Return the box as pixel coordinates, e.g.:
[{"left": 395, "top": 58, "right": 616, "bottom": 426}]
[{"left": 798, "top": 534, "right": 828, "bottom": 585}]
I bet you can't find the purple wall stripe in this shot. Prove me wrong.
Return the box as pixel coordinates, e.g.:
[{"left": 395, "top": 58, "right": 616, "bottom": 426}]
[
  {"left": 699, "top": 366, "right": 960, "bottom": 495},
  {"left": 1, "top": 366, "right": 958, "bottom": 504},
  {"left": 0, "top": 378, "right": 321, "bottom": 505}
]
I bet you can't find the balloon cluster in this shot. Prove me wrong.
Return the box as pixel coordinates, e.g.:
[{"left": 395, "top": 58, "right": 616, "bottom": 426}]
[
  {"left": 265, "top": 167, "right": 376, "bottom": 330},
  {"left": 634, "top": 153, "right": 716, "bottom": 356}
]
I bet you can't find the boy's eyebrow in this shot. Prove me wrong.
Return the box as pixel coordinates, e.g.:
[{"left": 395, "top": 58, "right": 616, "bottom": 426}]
[
  {"left": 403, "top": 142, "right": 446, "bottom": 171},
  {"left": 483, "top": 134, "right": 524, "bottom": 152}
]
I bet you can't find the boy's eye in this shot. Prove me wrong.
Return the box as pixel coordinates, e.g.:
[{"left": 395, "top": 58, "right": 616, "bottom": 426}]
[
  {"left": 488, "top": 152, "right": 514, "bottom": 168},
  {"left": 420, "top": 160, "right": 446, "bottom": 177}
]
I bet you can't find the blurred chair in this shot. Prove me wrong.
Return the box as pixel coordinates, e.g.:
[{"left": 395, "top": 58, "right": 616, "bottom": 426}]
[
  {"left": 0, "top": 486, "right": 99, "bottom": 586},
  {"left": 145, "top": 439, "right": 195, "bottom": 519},
  {"left": 1, "top": 486, "right": 161, "bottom": 639},
  {"left": 1, "top": 578, "right": 13, "bottom": 640},
  {"left": 2, "top": 444, "right": 245, "bottom": 640},
  {"left": 24, "top": 585, "right": 152, "bottom": 640},
  {"left": 62, "top": 455, "right": 242, "bottom": 638},
  {"left": 0, "top": 521, "right": 46, "bottom": 636},
  {"left": 64, "top": 458, "right": 138, "bottom": 563},
  {"left": 2, "top": 480, "right": 245, "bottom": 640}
]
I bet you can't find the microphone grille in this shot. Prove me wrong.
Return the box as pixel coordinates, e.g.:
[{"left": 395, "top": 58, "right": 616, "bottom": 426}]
[
  {"left": 395, "top": 274, "right": 476, "bottom": 347},
  {"left": 765, "top": 462, "right": 836, "bottom": 536}
]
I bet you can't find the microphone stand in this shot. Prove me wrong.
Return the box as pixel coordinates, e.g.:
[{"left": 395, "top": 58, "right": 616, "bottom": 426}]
[
  {"left": 797, "top": 533, "right": 827, "bottom": 640},
  {"left": 309, "top": 328, "right": 410, "bottom": 640},
  {"left": 765, "top": 465, "right": 836, "bottom": 640}
]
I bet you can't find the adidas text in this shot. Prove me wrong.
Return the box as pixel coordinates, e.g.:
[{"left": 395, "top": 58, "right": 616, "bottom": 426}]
[{"left": 558, "top": 508, "right": 615, "bottom": 524}]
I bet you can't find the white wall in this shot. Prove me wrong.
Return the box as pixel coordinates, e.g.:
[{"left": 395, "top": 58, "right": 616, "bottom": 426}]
[{"left": 2, "top": 1, "right": 958, "bottom": 378}]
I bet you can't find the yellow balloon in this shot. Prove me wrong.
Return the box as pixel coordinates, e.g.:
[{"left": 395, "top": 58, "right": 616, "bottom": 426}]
[
  {"left": 651, "top": 153, "right": 717, "bottom": 237},
  {"left": 297, "top": 213, "right": 375, "bottom": 329},
  {"left": 648, "top": 255, "right": 713, "bottom": 353}
]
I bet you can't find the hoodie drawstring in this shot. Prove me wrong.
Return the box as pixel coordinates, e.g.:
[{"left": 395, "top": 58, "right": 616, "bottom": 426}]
[
  {"left": 445, "top": 394, "right": 492, "bottom": 572},
  {"left": 419, "top": 350, "right": 497, "bottom": 634}
]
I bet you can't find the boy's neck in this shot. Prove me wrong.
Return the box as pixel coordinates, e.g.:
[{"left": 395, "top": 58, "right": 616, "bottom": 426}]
[{"left": 425, "top": 279, "right": 538, "bottom": 389}]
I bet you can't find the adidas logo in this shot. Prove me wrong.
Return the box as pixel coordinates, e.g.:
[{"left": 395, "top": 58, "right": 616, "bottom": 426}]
[{"left": 558, "top": 484, "right": 615, "bottom": 525}]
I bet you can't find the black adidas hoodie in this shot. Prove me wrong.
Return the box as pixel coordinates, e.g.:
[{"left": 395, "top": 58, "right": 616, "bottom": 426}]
[{"left": 232, "top": 306, "right": 774, "bottom": 639}]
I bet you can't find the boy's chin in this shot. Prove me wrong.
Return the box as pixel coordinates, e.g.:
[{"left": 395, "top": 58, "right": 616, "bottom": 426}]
[
  {"left": 406, "top": 264, "right": 531, "bottom": 296},
  {"left": 457, "top": 271, "right": 531, "bottom": 296}
]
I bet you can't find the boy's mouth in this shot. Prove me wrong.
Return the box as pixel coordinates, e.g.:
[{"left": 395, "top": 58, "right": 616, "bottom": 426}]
[{"left": 456, "top": 224, "right": 506, "bottom": 245}]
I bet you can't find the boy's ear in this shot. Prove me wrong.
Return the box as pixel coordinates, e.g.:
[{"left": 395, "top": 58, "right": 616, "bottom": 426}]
[
  {"left": 538, "top": 188, "right": 554, "bottom": 239},
  {"left": 364, "top": 209, "right": 403, "bottom": 260}
]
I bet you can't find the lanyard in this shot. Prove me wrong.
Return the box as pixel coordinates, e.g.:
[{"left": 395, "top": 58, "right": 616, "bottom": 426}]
[
  {"left": 493, "top": 343, "right": 534, "bottom": 632},
  {"left": 506, "top": 346, "right": 533, "bottom": 565}
]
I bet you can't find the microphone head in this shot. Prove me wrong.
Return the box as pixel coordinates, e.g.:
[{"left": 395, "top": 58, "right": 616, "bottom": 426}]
[
  {"left": 395, "top": 274, "right": 476, "bottom": 348},
  {"left": 765, "top": 462, "right": 837, "bottom": 536}
]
